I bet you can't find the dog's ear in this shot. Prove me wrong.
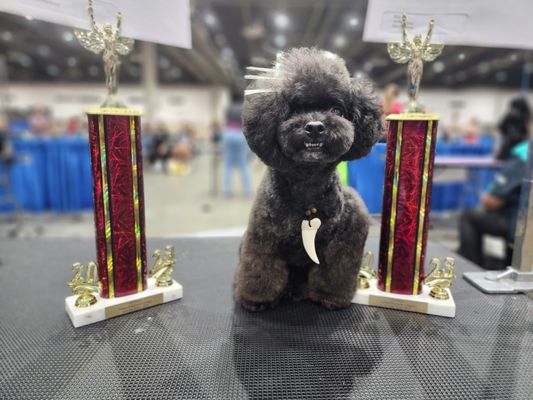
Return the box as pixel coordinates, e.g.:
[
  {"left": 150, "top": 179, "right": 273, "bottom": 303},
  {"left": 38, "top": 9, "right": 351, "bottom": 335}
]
[
  {"left": 341, "top": 78, "right": 383, "bottom": 161},
  {"left": 242, "top": 92, "right": 292, "bottom": 169}
]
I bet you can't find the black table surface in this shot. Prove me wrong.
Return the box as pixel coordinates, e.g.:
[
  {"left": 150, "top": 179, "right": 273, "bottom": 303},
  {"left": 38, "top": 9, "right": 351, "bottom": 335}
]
[{"left": 0, "top": 237, "right": 531, "bottom": 400}]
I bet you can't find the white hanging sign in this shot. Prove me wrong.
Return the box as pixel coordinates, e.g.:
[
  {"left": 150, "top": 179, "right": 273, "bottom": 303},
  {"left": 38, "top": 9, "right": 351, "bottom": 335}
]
[
  {"left": 0, "top": 0, "right": 191, "bottom": 49},
  {"left": 364, "top": 0, "right": 533, "bottom": 50}
]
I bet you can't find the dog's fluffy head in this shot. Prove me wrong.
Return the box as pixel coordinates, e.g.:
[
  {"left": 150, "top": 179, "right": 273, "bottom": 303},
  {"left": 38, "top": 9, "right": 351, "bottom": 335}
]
[{"left": 242, "top": 48, "right": 383, "bottom": 170}]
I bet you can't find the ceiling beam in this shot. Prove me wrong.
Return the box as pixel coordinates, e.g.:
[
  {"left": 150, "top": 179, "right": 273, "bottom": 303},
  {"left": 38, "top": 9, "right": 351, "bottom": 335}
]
[
  {"left": 312, "top": 4, "right": 337, "bottom": 49},
  {"left": 301, "top": 0, "right": 325, "bottom": 47}
]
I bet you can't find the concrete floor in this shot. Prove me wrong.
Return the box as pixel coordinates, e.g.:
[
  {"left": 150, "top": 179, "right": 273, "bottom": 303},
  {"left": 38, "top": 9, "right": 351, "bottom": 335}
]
[{"left": 0, "top": 154, "right": 461, "bottom": 251}]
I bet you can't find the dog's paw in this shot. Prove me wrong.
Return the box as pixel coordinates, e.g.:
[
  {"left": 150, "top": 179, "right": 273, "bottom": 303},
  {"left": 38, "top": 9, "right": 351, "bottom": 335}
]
[
  {"left": 309, "top": 291, "right": 352, "bottom": 310},
  {"left": 238, "top": 299, "right": 275, "bottom": 312}
]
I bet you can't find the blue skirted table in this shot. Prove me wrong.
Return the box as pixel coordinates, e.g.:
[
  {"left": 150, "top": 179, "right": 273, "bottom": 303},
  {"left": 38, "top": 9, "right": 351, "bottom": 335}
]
[{"left": 0, "top": 137, "right": 92, "bottom": 213}]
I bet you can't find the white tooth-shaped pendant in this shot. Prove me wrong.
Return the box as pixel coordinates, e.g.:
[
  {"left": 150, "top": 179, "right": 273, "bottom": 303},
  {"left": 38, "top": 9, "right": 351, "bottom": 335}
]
[{"left": 301, "top": 218, "right": 321, "bottom": 264}]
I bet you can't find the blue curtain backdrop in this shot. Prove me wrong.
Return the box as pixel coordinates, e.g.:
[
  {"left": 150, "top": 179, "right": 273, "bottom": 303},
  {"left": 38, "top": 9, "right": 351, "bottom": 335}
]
[{"left": 1, "top": 137, "right": 495, "bottom": 214}]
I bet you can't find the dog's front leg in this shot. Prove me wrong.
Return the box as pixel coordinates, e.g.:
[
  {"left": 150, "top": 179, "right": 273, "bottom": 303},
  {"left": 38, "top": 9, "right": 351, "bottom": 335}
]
[
  {"left": 308, "top": 236, "right": 365, "bottom": 309},
  {"left": 234, "top": 233, "right": 288, "bottom": 312}
]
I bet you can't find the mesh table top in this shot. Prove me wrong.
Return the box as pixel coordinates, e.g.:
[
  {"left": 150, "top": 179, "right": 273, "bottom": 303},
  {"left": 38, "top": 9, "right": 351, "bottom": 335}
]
[{"left": 0, "top": 237, "right": 531, "bottom": 400}]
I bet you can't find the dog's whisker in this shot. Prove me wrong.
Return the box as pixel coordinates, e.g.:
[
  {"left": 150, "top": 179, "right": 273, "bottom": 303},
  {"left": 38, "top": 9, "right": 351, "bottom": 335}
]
[
  {"left": 244, "top": 89, "right": 276, "bottom": 96},
  {"left": 246, "top": 66, "right": 274, "bottom": 72},
  {"left": 246, "top": 66, "right": 293, "bottom": 76},
  {"left": 244, "top": 75, "right": 280, "bottom": 80}
]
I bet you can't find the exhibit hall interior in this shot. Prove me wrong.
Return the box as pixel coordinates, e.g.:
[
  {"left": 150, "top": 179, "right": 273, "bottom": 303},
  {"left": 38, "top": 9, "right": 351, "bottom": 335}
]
[{"left": 0, "top": 0, "right": 531, "bottom": 399}]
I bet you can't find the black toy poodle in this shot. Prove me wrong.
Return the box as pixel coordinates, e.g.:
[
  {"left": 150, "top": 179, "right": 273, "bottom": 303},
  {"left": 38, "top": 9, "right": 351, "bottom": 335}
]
[{"left": 234, "top": 48, "right": 383, "bottom": 311}]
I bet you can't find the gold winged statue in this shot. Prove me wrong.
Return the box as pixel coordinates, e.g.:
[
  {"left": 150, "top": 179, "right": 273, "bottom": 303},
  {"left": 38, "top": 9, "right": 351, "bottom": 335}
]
[
  {"left": 387, "top": 14, "right": 444, "bottom": 113},
  {"left": 74, "top": 0, "right": 134, "bottom": 107}
]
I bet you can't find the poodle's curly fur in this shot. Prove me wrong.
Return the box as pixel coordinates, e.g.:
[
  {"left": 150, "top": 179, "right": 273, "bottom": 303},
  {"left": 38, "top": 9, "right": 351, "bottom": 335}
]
[{"left": 234, "top": 48, "right": 383, "bottom": 311}]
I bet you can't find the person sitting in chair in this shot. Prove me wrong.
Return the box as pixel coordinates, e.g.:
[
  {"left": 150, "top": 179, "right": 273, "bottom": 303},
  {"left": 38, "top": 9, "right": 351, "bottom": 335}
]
[{"left": 458, "top": 141, "right": 529, "bottom": 268}]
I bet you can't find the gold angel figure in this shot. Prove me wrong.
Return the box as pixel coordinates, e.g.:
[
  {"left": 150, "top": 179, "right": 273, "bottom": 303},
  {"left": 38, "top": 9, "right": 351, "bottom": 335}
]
[
  {"left": 74, "top": 0, "right": 134, "bottom": 107},
  {"left": 387, "top": 14, "right": 444, "bottom": 113}
]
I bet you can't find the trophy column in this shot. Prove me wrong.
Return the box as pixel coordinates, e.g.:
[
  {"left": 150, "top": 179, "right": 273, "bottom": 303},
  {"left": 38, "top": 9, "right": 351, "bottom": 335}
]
[
  {"left": 377, "top": 114, "right": 438, "bottom": 294},
  {"left": 352, "top": 15, "right": 456, "bottom": 317},
  {"left": 87, "top": 108, "right": 147, "bottom": 298}
]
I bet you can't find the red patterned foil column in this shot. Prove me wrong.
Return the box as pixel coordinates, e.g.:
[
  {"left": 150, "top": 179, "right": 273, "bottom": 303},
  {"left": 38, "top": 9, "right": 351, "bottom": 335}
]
[
  {"left": 377, "top": 114, "right": 438, "bottom": 295},
  {"left": 87, "top": 108, "right": 147, "bottom": 298}
]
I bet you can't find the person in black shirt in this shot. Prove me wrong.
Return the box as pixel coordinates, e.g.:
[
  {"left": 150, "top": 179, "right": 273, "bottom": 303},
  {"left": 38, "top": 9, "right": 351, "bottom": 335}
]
[
  {"left": 496, "top": 97, "right": 530, "bottom": 160},
  {"left": 458, "top": 141, "right": 528, "bottom": 268}
]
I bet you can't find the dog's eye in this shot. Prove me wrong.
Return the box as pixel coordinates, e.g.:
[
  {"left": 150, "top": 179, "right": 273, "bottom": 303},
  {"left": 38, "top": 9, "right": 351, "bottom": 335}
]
[{"left": 330, "top": 107, "right": 344, "bottom": 117}]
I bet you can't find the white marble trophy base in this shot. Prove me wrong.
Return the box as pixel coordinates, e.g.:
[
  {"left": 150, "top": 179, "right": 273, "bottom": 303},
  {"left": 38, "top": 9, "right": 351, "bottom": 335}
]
[
  {"left": 65, "top": 278, "right": 183, "bottom": 328},
  {"left": 352, "top": 279, "right": 456, "bottom": 318}
]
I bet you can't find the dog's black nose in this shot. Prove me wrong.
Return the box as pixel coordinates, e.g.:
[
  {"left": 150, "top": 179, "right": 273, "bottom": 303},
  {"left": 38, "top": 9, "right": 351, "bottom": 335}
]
[{"left": 304, "top": 121, "right": 326, "bottom": 137}]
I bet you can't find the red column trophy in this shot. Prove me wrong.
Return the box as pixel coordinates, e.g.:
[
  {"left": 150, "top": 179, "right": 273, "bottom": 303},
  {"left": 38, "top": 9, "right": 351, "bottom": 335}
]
[
  {"left": 65, "top": 0, "right": 182, "bottom": 328},
  {"left": 353, "top": 15, "right": 456, "bottom": 317}
]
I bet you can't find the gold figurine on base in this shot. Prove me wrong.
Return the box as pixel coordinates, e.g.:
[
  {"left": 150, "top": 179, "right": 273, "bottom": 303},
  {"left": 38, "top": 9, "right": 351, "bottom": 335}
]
[
  {"left": 358, "top": 251, "right": 377, "bottom": 289},
  {"left": 424, "top": 257, "right": 455, "bottom": 300},
  {"left": 387, "top": 14, "right": 444, "bottom": 113},
  {"left": 150, "top": 245, "right": 176, "bottom": 287},
  {"left": 67, "top": 262, "right": 101, "bottom": 308},
  {"left": 74, "top": 0, "right": 134, "bottom": 107}
]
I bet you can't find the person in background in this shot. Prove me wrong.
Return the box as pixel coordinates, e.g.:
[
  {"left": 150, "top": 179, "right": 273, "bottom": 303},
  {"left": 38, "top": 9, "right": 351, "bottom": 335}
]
[
  {"left": 496, "top": 97, "right": 531, "bottom": 160},
  {"left": 64, "top": 116, "right": 83, "bottom": 136},
  {"left": 458, "top": 140, "right": 529, "bottom": 268},
  {"left": 148, "top": 122, "right": 171, "bottom": 173},
  {"left": 29, "top": 105, "right": 52, "bottom": 136},
  {"left": 0, "top": 111, "right": 13, "bottom": 163},
  {"left": 380, "top": 84, "right": 403, "bottom": 142},
  {"left": 210, "top": 120, "right": 223, "bottom": 195},
  {"left": 441, "top": 110, "right": 462, "bottom": 142},
  {"left": 463, "top": 117, "right": 481, "bottom": 144},
  {"left": 222, "top": 102, "right": 251, "bottom": 198},
  {"left": 382, "top": 84, "right": 403, "bottom": 116}
]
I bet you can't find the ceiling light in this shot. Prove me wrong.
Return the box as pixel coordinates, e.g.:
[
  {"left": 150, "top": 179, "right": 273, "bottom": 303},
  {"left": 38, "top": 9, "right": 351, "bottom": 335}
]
[
  {"left": 38, "top": 45, "right": 51, "bottom": 57},
  {"left": 432, "top": 61, "right": 445, "bottom": 73},
  {"left": 348, "top": 17, "right": 359, "bottom": 27},
  {"left": 18, "top": 54, "right": 32, "bottom": 67},
  {"left": 478, "top": 62, "right": 490, "bottom": 74},
  {"left": 274, "top": 34, "right": 286, "bottom": 48},
  {"left": 62, "top": 31, "right": 74, "bottom": 42},
  {"left": 458, "top": 53, "right": 465, "bottom": 61},
  {"left": 204, "top": 13, "right": 217, "bottom": 27},
  {"left": 88, "top": 65, "right": 99, "bottom": 76},
  {"left": 159, "top": 57, "right": 171, "bottom": 69},
  {"left": 1, "top": 31, "right": 13, "bottom": 42},
  {"left": 129, "top": 65, "right": 140, "bottom": 77},
  {"left": 495, "top": 71, "right": 507, "bottom": 82},
  {"left": 221, "top": 47, "right": 234, "bottom": 61},
  {"left": 354, "top": 70, "right": 364, "bottom": 79},
  {"left": 333, "top": 35, "right": 347, "bottom": 48},
  {"left": 215, "top": 34, "right": 226, "bottom": 47},
  {"left": 25, "top": 15, "right": 33, "bottom": 21},
  {"left": 455, "top": 71, "right": 466, "bottom": 81},
  {"left": 46, "top": 64, "right": 60, "bottom": 77},
  {"left": 274, "top": 13, "right": 290, "bottom": 29},
  {"left": 67, "top": 57, "right": 78, "bottom": 67},
  {"left": 168, "top": 67, "right": 182, "bottom": 79}
]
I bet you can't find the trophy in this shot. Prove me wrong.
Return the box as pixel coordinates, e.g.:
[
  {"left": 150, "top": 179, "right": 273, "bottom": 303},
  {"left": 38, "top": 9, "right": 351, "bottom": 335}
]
[
  {"left": 65, "top": 1, "right": 183, "bottom": 328},
  {"left": 352, "top": 15, "right": 455, "bottom": 318},
  {"left": 387, "top": 15, "right": 443, "bottom": 113},
  {"left": 74, "top": 0, "right": 133, "bottom": 108}
]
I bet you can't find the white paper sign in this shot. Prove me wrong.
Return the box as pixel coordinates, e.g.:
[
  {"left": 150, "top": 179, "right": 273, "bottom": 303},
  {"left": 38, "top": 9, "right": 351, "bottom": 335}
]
[
  {"left": 364, "top": 0, "right": 533, "bottom": 50},
  {"left": 0, "top": 0, "right": 191, "bottom": 48}
]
